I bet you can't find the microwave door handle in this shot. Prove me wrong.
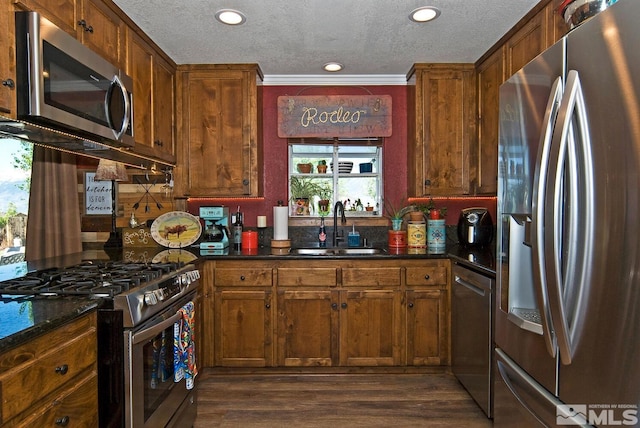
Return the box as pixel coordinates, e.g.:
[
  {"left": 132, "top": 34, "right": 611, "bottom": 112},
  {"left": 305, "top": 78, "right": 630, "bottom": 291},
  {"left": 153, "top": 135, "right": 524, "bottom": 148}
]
[
  {"left": 545, "top": 70, "right": 594, "bottom": 365},
  {"left": 105, "top": 74, "right": 130, "bottom": 141},
  {"left": 131, "top": 311, "right": 182, "bottom": 345},
  {"left": 531, "top": 76, "right": 563, "bottom": 358}
]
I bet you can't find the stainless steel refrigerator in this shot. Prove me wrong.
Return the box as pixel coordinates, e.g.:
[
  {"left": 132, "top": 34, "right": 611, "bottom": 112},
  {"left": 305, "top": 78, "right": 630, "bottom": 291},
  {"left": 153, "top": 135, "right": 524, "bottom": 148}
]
[{"left": 495, "top": 0, "right": 640, "bottom": 426}]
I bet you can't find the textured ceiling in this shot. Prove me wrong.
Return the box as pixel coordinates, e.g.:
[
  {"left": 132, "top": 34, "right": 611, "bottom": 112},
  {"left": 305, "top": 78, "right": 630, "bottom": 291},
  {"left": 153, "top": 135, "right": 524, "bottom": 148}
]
[{"left": 113, "top": 0, "right": 542, "bottom": 78}]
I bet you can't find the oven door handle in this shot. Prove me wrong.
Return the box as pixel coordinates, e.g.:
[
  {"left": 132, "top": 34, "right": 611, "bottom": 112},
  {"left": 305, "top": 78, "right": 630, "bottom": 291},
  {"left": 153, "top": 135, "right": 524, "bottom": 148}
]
[{"left": 132, "top": 311, "right": 182, "bottom": 345}]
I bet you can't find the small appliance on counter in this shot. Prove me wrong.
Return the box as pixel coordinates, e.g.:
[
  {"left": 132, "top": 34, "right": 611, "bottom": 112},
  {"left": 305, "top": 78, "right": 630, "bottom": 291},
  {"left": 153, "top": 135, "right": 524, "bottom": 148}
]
[
  {"left": 200, "top": 206, "right": 230, "bottom": 252},
  {"left": 457, "top": 207, "right": 493, "bottom": 247}
]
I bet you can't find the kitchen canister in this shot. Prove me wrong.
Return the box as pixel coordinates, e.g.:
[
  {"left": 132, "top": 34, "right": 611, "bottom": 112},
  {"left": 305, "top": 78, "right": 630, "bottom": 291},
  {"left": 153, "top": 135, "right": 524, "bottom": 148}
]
[
  {"left": 407, "top": 221, "right": 426, "bottom": 248},
  {"left": 388, "top": 230, "right": 407, "bottom": 248},
  {"left": 427, "top": 219, "right": 446, "bottom": 253}
]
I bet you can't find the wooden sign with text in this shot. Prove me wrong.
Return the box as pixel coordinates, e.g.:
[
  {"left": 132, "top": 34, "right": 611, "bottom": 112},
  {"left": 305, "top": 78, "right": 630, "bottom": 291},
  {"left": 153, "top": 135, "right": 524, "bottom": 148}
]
[{"left": 277, "top": 95, "right": 392, "bottom": 138}]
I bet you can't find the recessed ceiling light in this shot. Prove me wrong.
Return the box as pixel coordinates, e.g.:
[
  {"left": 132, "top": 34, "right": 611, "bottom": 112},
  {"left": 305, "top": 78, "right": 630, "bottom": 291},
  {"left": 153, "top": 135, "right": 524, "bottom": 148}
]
[
  {"left": 323, "top": 62, "right": 344, "bottom": 72},
  {"left": 215, "top": 9, "right": 246, "bottom": 25},
  {"left": 409, "top": 6, "right": 441, "bottom": 23}
]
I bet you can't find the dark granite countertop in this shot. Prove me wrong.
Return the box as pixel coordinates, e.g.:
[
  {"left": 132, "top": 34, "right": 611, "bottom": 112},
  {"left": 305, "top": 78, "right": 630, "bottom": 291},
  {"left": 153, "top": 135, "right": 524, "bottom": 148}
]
[
  {"left": 448, "top": 244, "right": 496, "bottom": 278},
  {"left": 0, "top": 241, "right": 496, "bottom": 353},
  {"left": 0, "top": 295, "right": 102, "bottom": 353}
]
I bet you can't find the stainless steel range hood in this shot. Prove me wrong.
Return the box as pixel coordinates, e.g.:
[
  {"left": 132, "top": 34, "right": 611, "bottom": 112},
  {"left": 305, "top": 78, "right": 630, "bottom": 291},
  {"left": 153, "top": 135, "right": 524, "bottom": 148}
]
[{"left": 0, "top": 114, "right": 173, "bottom": 169}]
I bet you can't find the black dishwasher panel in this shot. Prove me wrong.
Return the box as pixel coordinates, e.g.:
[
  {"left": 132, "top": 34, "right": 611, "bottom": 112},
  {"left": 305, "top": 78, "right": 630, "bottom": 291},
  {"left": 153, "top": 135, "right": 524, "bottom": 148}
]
[{"left": 451, "top": 262, "right": 494, "bottom": 418}]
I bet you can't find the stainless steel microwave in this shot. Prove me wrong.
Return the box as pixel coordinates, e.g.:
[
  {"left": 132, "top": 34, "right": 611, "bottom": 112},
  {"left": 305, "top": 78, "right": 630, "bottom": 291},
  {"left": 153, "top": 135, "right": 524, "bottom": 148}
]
[{"left": 14, "top": 11, "right": 134, "bottom": 147}]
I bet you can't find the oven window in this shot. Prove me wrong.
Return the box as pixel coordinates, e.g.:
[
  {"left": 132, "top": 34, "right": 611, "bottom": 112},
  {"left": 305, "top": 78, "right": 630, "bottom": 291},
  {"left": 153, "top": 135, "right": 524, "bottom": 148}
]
[{"left": 142, "top": 325, "right": 176, "bottom": 421}]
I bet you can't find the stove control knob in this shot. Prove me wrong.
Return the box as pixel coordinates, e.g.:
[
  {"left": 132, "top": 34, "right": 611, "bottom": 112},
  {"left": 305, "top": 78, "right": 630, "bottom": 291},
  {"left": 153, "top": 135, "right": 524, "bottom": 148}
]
[
  {"left": 154, "top": 289, "right": 165, "bottom": 301},
  {"left": 144, "top": 291, "right": 158, "bottom": 306}
]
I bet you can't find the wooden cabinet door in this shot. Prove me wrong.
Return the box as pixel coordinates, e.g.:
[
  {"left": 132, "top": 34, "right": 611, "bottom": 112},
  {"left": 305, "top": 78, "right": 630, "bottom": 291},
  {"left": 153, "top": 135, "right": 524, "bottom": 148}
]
[
  {"left": 277, "top": 289, "right": 339, "bottom": 367},
  {"left": 153, "top": 54, "right": 175, "bottom": 158},
  {"left": 128, "top": 30, "right": 153, "bottom": 152},
  {"left": 475, "top": 47, "right": 505, "bottom": 195},
  {"left": 178, "top": 66, "right": 262, "bottom": 197},
  {"left": 127, "top": 29, "right": 176, "bottom": 162},
  {"left": 405, "top": 289, "right": 448, "bottom": 366},
  {"left": 214, "top": 290, "right": 273, "bottom": 367},
  {"left": 506, "top": 11, "right": 548, "bottom": 79},
  {"left": 339, "top": 289, "right": 401, "bottom": 366},
  {"left": 78, "top": 0, "right": 123, "bottom": 68},
  {"left": 0, "top": 0, "right": 15, "bottom": 115},
  {"left": 408, "top": 64, "right": 476, "bottom": 196}
]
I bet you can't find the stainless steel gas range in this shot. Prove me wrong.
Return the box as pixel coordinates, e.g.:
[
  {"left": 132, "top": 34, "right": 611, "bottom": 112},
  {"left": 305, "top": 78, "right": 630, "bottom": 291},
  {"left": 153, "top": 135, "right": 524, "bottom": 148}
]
[{"left": 0, "top": 260, "right": 201, "bottom": 428}]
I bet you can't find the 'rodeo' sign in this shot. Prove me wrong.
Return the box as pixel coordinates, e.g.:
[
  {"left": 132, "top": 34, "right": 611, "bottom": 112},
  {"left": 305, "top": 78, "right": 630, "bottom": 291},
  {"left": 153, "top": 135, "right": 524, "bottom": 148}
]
[{"left": 277, "top": 95, "right": 392, "bottom": 138}]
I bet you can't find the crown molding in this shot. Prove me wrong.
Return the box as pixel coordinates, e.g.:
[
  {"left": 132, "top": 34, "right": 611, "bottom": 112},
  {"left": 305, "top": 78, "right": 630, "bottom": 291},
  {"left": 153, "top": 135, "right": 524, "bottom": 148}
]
[{"left": 262, "top": 74, "right": 407, "bottom": 86}]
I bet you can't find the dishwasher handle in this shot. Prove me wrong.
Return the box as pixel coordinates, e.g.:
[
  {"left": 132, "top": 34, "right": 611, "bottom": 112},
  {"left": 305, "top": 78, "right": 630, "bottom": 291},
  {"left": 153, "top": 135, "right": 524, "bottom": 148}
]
[{"left": 454, "top": 274, "right": 487, "bottom": 297}]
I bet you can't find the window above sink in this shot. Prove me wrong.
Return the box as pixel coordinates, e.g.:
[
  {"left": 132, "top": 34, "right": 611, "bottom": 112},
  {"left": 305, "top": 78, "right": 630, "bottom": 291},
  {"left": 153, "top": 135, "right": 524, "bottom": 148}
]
[{"left": 288, "top": 140, "right": 383, "bottom": 218}]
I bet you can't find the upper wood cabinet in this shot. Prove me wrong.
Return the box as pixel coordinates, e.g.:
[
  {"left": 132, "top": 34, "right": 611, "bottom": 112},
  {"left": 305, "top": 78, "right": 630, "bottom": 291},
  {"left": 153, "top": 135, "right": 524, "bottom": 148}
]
[
  {"left": 176, "top": 64, "right": 263, "bottom": 197},
  {"left": 15, "top": 0, "right": 125, "bottom": 69},
  {"left": 126, "top": 29, "right": 176, "bottom": 163},
  {"left": 474, "top": 0, "right": 566, "bottom": 195},
  {"left": 474, "top": 47, "right": 505, "bottom": 195},
  {"left": 0, "top": 0, "right": 15, "bottom": 115},
  {"left": 407, "top": 63, "right": 476, "bottom": 196}
]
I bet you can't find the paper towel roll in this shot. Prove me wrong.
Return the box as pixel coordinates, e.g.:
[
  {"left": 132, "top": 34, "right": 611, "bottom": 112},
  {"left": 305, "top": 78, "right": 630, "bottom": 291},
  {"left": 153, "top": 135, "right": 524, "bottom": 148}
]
[{"left": 273, "top": 206, "right": 289, "bottom": 240}]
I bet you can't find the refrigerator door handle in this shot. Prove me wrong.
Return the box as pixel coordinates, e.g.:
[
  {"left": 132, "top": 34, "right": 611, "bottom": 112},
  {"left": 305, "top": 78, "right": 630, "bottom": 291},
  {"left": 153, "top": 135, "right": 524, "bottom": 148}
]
[
  {"left": 531, "top": 76, "right": 564, "bottom": 358},
  {"left": 545, "top": 70, "right": 595, "bottom": 365}
]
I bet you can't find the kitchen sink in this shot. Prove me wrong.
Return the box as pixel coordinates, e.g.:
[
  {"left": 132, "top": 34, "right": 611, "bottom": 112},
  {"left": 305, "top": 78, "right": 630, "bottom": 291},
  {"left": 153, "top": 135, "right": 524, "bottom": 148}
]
[{"left": 289, "top": 247, "right": 386, "bottom": 256}]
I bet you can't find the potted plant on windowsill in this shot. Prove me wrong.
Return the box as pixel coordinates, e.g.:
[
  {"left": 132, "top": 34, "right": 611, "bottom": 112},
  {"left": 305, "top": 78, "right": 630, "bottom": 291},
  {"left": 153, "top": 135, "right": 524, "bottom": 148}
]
[
  {"left": 317, "top": 159, "right": 328, "bottom": 174},
  {"left": 316, "top": 182, "right": 332, "bottom": 216},
  {"left": 290, "top": 176, "right": 321, "bottom": 216}
]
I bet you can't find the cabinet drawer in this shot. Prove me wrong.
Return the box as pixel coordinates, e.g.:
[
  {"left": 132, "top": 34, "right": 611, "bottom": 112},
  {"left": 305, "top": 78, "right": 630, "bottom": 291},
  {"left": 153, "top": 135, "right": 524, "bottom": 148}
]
[
  {"left": 406, "top": 266, "right": 448, "bottom": 287},
  {"left": 215, "top": 268, "right": 273, "bottom": 286},
  {"left": 342, "top": 268, "right": 401, "bottom": 287},
  {"left": 14, "top": 371, "right": 98, "bottom": 427},
  {"left": 0, "top": 327, "right": 96, "bottom": 423},
  {"left": 278, "top": 268, "right": 338, "bottom": 287}
]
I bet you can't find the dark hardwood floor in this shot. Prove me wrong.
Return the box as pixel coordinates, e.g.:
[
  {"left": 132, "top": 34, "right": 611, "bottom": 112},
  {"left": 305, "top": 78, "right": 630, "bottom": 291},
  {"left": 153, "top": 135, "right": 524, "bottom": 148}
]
[{"left": 194, "top": 368, "right": 492, "bottom": 427}]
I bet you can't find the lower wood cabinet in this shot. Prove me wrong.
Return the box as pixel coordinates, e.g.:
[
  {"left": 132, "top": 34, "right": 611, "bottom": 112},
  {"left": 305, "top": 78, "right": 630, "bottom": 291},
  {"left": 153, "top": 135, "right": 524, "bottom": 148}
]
[
  {"left": 277, "top": 289, "right": 338, "bottom": 367},
  {"left": 204, "top": 259, "right": 450, "bottom": 368},
  {"left": 214, "top": 289, "right": 274, "bottom": 367},
  {"left": 0, "top": 311, "right": 98, "bottom": 426}
]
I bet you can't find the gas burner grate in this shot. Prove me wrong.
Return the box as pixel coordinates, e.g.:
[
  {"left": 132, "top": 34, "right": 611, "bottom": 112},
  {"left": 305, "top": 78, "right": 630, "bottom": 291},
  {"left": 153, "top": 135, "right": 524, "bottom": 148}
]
[{"left": 0, "top": 260, "right": 184, "bottom": 298}]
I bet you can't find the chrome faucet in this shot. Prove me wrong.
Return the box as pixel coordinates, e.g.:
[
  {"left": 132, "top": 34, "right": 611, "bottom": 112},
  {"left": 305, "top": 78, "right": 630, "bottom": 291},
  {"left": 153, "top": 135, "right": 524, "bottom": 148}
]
[{"left": 333, "top": 201, "right": 347, "bottom": 247}]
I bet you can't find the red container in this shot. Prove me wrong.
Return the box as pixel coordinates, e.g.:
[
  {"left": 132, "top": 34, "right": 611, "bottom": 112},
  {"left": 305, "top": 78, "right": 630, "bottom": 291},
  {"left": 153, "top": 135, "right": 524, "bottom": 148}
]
[
  {"left": 242, "top": 230, "right": 258, "bottom": 249},
  {"left": 388, "top": 230, "right": 407, "bottom": 248}
]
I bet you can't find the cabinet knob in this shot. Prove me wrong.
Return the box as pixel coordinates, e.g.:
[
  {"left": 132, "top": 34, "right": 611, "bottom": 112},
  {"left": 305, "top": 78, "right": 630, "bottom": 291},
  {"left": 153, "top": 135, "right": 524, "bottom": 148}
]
[
  {"left": 85, "top": 25, "right": 94, "bottom": 33},
  {"left": 155, "top": 140, "right": 163, "bottom": 147},
  {"left": 55, "top": 416, "right": 70, "bottom": 426},
  {"left": 265, "top": 303, "right": 271, "bottom": 309},
  {"left": 408, "top": 302, "right": 414, "bottom": 308},
  {"left": 242, "top": 179, "right": 250, "bottom": 186},
  {"left": 424, "top": 274, "right": 430, "bottom": 280},
  {"left": 341, "top": 302, "right": 347, "bottom": 309},
  {"left": 239, "top": 275, "right": 245, "bottom": 281},
  {"left": 55, "top": 364, "right": 69, "bottom": 375},
  {"left": 1, "top": 79, "right": 14, "bottom": 89},
  {"left": 331, "top": 303, "right": 338, "bottom": 310}
]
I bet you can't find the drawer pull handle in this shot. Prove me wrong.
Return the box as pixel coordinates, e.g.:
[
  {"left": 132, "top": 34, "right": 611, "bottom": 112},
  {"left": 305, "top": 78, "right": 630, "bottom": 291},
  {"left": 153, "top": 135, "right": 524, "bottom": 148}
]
[
  {"left": 55, "top": 416, "right": 70, "bottom": 426},
  {"left": 55, "top": 364, "right": 69, "bottom": 375},
  {"left": 424, "top": 274, "right": 430, "bottom": 280},
  {"left": 240, "top": 275, "right": 245, "bottom": 281}
]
